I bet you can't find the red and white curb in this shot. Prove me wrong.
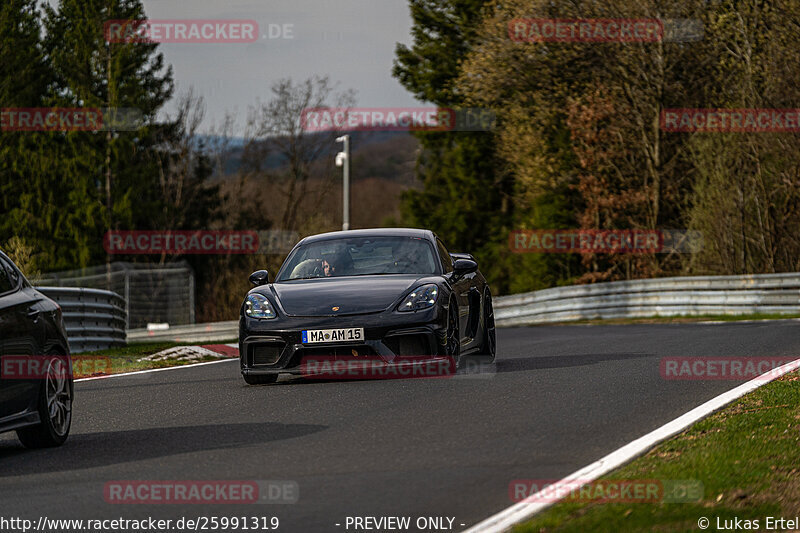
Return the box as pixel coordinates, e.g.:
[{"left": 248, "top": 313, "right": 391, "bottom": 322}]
[{"left": 75, "top": 344, "right": 239, "bottom": 382}]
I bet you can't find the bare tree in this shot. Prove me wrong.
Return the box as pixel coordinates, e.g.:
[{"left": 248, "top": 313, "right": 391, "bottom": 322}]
[
  {"left": 242, "top": 76, "right": 356, "bottom": 232},
  {"left": 156, "top": 89, "right": 205, "bottom": 226}
]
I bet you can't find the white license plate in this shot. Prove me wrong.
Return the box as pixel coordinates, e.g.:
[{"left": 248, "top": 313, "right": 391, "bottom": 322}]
[{"left": 302, "top": 328, "right": 364, "bottom": 344}]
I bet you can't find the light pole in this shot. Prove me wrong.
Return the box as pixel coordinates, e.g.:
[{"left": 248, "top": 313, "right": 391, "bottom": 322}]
[{"left": 335, "top": 135, "right": 350, "bottom": 231}]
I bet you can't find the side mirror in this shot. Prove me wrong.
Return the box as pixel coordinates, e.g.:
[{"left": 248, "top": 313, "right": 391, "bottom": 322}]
[
  {"left": 452, "top": 258, "right": 478, "bottom": 276},
  {"left": 249, "top": 270, "right": 269, "bottom": 286}
]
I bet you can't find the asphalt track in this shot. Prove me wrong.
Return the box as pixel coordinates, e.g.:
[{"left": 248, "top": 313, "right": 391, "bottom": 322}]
[{"left": 2, "top": 321, "right": 800, "bottom": 532}]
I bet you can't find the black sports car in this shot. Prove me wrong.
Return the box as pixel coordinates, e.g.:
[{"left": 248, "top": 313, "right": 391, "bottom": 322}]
[
  {"left": 239, "top": 228, "right": 496, "bottom": 384},
  {"left": 0, "top": 250, "right": 73, "bottom": 447}
]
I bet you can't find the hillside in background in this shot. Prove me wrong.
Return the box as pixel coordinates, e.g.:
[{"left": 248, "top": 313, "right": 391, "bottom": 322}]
[
  {"left": 211, "top": 131, "right": 421, "bottom": 233},
  {"left": 208, "top": 131, "right": 420, "bottom": 187}
]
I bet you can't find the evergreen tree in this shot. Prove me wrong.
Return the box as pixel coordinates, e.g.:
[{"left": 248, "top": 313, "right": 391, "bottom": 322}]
[
  {"left": 0, "top": 0, "right": 93, "bottom": 271},
  {"left": 43, "top": 0, "right": 175, "bottom": 244},
  {"left": 0, "top": 0, "right": 45, "bottom": 221},
  {"left": 393, "top": 0, "right": 516, "bottom": 292}
]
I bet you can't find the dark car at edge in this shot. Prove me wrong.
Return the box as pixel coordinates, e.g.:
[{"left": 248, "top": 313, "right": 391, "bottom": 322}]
[
  {"left": 238, "top": 228, "right": 496, "bottom": 384},
  {"left": 0, "top": 249, "right": 73, "bottom": 447}
]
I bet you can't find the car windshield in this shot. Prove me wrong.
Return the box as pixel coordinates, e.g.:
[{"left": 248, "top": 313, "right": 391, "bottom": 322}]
[{"left": 277, "top": 236, "right": 438, "bottom": 281}]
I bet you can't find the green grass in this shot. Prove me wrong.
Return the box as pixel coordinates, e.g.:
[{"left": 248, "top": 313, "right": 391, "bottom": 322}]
[
  {"left": 71, "top": 340, "right": 239, "bottom": 377},
  {"left": 514, "top": 372, "right": 800, "bottom": 532}
]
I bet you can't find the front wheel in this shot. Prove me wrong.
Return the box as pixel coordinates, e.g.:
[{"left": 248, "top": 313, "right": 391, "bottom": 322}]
[
  {"left": 17, "top": 356, "right": 73, "bottom": 448},
  {"left": 445, "top": 301, "right": 461, "bottom": 370},
  {"left": 243, "top": 373, "right": 279, "bottom": 385},
  {"left": 479, "top": 289, "right": 497, "bottom": 362}
]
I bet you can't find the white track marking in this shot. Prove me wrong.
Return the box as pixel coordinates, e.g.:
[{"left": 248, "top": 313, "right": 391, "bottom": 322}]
[
  {"left": 74, "top": 358, "right": 237, "bottom": 382},
  {"left": 462, "top": 358, "right": 800, "bottom": 532},
  {"left": 74, "top": 343, "right": 241, "bottom": 382}
]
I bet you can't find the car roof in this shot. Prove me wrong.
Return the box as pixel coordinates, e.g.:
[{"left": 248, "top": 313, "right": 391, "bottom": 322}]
[{"left": 298, "top": 228, "right": 436, "bottom": 245}]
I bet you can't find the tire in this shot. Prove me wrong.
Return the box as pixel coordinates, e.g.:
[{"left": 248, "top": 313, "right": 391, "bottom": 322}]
[
  {"left": 479, "top": 289, "right": 497, "bottom": 362},
  {"left": 243, "top": 373, "right": 279, "bottom": 385},
  {"left": 16, "top": 356, "right": 73, "bottom": 448},
  {"left": 445, "top": 300, "right": 461, "bottom": 370}
]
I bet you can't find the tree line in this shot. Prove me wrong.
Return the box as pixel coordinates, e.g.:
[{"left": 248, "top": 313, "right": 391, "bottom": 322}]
[
  {"left": 0, "top": 0, "right": 352, "bottom": 320},
  {"left": 394, "top": 0, "right": 800, "bottom": 294},
  {"left": 5, "top": 0, "right": 800, "bottom": 315},
  {"left": 1, "top": 0, "right": 220, "bottom": 274}
]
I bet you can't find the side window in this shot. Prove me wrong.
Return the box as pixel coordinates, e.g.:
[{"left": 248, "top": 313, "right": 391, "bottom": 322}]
[
  {"left": 0, "top": 257, "right": 15, "bottom": 294},
  {"left": 436, "top": 239, "right": 454, "bottom": 274}
]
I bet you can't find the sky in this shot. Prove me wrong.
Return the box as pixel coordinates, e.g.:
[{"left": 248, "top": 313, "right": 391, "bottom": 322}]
[{"left": 137, "top": 0, "right": 422, "bottom": 134}]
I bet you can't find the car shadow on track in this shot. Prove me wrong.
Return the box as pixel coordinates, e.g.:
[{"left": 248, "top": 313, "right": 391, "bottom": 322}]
[
  {"left": 494, "top": 352, "right": 653, "bottom": 373},
  {"left": 0, "top": 422, "right": 326, "bottom": 475},
  {"left": 236, "top": 353, "right": 653, "bottom": 384},
  {"left": 263, "top": 355, "right": 500, "bottom": 385}
]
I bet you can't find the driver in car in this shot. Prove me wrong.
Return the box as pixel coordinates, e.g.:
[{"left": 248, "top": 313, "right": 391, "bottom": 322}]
[
  {"left": 288, "top": 250, "right": 348, "bottom": 278},
  {"left": 288, "top": 254, "right": 335, "bottom": 278},
  {"left": 321, "top": 257, "right": 335, "bottom": 277},
  {"left": 323, "top": 250, "right": 354, "bottom": 277}
]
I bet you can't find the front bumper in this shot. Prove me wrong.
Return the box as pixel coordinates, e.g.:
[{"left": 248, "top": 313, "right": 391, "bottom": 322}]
[{"left": 239, "top": 306, "right": 447, "bottom": 376}]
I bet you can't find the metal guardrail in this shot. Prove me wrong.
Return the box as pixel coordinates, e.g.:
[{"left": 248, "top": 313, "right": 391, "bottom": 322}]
[
  {"left": 39, "top": 261, "right": 195, "bottom": 329},
  {"left": 494, "top": 273, "right": 800, "bottom": 326},
  {"left": 37, "top": 287, "right": 127, "bottom": 353},
  {"left": 102, "top": 272, "right": 800, "bottom": 345},
  {"left": 126, "top": 320, "right": 238, "bottom": 344}
]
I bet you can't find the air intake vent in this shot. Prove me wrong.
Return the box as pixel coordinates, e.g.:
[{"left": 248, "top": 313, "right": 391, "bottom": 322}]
[
  {"left": 384, "top": 334, "right": 430, "bottom": 356},
  {"left": 251, "top": 344, "right": 283, "bottom": 366}
]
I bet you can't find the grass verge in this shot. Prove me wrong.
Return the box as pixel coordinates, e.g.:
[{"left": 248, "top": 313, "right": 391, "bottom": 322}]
[
  {"left": 72, "top": 340, "right": 239, "bottom": 378},
  {"left": 514, "top": 371, "right": 800, "bottom": 532}
]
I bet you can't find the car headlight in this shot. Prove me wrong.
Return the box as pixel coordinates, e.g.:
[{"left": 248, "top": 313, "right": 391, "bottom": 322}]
[
  {"left": 398, "top": 284, "right": 439, "bottom": 312},
  {"left": 245, "top": 293, "right": 277, "bottom": 319}
]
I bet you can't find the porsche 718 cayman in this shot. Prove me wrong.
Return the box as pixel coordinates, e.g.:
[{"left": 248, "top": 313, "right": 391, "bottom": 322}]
[{"left": 238, "top": 228, "right": 496, "bottom": 385}]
